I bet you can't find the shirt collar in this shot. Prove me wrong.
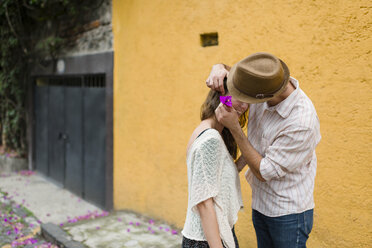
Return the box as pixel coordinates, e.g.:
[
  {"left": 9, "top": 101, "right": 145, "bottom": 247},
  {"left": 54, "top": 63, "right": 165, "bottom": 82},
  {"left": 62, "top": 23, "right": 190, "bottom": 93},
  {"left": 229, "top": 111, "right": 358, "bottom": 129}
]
[{"left": 264, "top": 77, "right": 299, "bottom": 118}]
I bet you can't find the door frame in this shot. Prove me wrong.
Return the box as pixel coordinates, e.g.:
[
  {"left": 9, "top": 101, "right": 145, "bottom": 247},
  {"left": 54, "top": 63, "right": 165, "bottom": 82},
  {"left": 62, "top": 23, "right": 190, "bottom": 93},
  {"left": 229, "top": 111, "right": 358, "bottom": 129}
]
[{"left": 28, "top": 52, "right": 113, "bottom": 210}]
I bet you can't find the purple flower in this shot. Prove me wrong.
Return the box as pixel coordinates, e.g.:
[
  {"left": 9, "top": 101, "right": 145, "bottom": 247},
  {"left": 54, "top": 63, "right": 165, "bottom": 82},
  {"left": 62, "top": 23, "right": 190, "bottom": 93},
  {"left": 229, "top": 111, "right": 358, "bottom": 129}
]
[
  {"left": 129, "top": 221, "right": 133, "bottom": 225},
  {"left": 96, "top": 226, "right": 100, "bottom": 230},
  {"left": 6, "top": 230, "right": 12, "bottom": 235},
  {"left": 147, "top": 227, "right": 152, "bottom": 231},
  {"left": 149, "top": 219, "right": 154, "bottom": 225},
  {"left": 127, "top": 228, "right": 130, "bottom": 232},
  {"left": 117, "top": 218, "right": 122, "bottom": 222},
  {"left": 135, "top": 222, "right": 140, "bottom": 226},
  {"left": 220, "top": 95, "right": 232, "bottom": 107},
  {"left": 171, "top": 230, "right": 178, "bottom": 235},
  {"left": 165, "top": 228, "right": 170, "bottom": 232}
]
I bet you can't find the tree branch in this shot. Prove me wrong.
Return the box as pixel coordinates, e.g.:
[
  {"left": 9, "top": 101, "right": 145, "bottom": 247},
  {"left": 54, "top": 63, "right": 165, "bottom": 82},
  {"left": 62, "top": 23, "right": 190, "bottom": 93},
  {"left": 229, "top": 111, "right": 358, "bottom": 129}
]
[{"left": 5, "top": 4, "right": 28, "bottom": 55}]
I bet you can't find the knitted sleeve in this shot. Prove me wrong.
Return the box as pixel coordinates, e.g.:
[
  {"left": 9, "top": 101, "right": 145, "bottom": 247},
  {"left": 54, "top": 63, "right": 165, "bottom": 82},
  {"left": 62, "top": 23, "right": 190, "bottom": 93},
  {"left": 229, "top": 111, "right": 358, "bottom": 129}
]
[{"left": 189, "top": 136, "right": 223, "bottom": 213}]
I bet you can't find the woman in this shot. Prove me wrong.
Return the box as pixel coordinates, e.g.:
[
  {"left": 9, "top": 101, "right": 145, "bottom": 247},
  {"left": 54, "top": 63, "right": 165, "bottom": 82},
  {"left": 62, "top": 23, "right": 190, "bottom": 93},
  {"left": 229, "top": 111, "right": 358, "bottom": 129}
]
[{"left": 182, "top": 79, "right": 249, "bottom": 248}]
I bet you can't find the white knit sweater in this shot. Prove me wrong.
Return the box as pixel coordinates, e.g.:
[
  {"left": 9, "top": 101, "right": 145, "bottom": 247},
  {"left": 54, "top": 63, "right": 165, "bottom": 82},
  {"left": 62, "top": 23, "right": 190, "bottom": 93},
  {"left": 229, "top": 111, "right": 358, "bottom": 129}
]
[{"left": 182, "top": 129, "right": 243, "bottom": 248}]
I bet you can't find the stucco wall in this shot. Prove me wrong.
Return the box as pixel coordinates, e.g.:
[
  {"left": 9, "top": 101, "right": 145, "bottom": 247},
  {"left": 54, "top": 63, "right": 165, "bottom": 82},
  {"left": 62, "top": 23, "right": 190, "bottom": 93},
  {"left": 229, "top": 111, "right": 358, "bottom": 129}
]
[{"left": 112, "top": 0, "right": 372, "bottom": 247}]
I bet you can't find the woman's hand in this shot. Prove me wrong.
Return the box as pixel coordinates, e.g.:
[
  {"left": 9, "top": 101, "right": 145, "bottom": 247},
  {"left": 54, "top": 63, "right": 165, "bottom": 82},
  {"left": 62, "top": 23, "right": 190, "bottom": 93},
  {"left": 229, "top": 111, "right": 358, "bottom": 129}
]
[
  {"left": 197, "top": 198, "right": 224, "bottom": 248},
  {"left": 205, "top": 64, "right": 230, "bottom": 94}
]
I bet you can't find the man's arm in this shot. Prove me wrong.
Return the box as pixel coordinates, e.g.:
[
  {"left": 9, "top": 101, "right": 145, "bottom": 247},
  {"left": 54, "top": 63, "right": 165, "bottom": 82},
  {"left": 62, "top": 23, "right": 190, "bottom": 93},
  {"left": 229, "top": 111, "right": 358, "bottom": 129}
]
[
  {"left": 222, "top": 64, "right": 231, "bottom": 71},
  {"left": 235, "top": 155, "right": 247, "bottom": 173},
  {"left": 215, "top": 104, "right": 266, "bottom": 182},
  {"left": 206, "top": 64, "right": 231, "bottom": 94}
]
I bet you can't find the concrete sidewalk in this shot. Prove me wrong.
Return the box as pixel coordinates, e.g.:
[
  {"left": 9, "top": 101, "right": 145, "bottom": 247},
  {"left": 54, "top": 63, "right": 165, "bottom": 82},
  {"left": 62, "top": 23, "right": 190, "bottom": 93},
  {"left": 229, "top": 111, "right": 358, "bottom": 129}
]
[{"left": 0, "top": 171, "right": 182, "bottom": 248}]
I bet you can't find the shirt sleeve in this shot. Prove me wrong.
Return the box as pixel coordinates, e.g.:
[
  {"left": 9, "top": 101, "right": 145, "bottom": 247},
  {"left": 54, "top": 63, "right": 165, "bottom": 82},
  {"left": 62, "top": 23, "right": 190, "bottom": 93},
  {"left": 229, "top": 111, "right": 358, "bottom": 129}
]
[
  {"left": 260, "top": 128, "right": 318, "bottom": 181},
  {"left": 189, "top": 136, "right": 223, "bottom": 213}
]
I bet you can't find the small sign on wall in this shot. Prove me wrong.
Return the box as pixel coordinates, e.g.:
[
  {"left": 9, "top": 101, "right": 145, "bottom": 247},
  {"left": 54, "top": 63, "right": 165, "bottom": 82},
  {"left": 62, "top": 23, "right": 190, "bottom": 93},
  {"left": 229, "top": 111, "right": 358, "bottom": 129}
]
[{"left": 200, "top": 32, "right": 218, "bottom": 47}]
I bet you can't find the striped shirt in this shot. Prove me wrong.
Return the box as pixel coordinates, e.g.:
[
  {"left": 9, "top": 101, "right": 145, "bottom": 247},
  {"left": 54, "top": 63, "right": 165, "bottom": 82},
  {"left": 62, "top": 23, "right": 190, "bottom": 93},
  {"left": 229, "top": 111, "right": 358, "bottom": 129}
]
[{"left": 245, "top": 77, "right": 321, "bottom": 217}]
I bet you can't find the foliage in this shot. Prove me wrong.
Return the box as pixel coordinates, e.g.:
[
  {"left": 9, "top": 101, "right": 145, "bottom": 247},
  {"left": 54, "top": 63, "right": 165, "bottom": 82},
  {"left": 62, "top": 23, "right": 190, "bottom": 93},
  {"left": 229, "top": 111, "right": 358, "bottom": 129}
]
[{"left": 0, "top": 0, "right": 103, "bottom": 157}]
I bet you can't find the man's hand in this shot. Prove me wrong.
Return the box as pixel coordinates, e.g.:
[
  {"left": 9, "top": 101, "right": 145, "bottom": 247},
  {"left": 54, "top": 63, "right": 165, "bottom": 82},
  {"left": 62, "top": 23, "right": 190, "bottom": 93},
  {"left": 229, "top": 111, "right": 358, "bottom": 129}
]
[
  {"left": 206, "top": 64, "right": 229, "bottom": 94},
  {"left": 216, "top": 103, "right": 266, "bottom": 182},
  {"left": 215, "top": 103, "right": 240, "bottom": 132}
]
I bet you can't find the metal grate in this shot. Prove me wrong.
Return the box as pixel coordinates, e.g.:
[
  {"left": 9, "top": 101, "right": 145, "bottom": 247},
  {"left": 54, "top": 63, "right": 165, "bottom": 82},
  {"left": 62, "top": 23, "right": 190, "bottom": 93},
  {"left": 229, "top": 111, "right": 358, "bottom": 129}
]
[
  {"left": 35, "top": 74, "right": 105, "bottom": 88},
  {"left": 84, "top": 74, "right": 105, "bottom": 88}
]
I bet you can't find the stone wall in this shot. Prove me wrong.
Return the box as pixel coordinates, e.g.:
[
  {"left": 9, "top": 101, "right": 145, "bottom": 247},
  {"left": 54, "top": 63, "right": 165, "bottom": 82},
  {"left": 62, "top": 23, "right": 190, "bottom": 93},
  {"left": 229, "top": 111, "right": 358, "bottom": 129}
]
[
  {"left": 0, "top": 155, "right": 27, "bottom": 173},
  {"left": 61, "top": 0, "right": 113, "bottom": 56}
]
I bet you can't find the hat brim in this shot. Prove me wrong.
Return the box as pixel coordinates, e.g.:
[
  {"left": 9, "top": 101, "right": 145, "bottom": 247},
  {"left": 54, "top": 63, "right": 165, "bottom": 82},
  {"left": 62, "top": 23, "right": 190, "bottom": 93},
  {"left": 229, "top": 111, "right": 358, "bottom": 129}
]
[{"left": 227, "top": 59, "right": 290, "bottom": 103}]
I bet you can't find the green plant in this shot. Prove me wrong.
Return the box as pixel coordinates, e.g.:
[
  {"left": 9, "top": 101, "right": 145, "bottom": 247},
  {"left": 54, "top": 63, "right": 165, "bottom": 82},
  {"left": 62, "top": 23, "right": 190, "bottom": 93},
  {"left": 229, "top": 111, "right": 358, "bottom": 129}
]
[{"left": 0, "top": 0, "right": 104, "bottom": 157}]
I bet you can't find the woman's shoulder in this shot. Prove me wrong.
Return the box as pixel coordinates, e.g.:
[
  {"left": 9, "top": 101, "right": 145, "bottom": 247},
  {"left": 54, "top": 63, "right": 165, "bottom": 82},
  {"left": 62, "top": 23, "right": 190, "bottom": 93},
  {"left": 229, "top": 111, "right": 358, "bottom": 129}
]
[
  {"left": 195, "top": 129, "right": 223, "bottom": 146},
  {"left": 194, "top": 129, "right": 226, "bottom": 157},
  {"left": 187, "top": 129, "right": 223, "bottom": 159}
]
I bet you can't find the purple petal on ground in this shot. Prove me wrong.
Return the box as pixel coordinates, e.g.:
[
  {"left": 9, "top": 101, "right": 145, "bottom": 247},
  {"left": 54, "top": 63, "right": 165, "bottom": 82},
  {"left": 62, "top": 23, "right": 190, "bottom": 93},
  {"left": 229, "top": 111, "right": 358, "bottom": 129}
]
[
  {"left": 96, "top": 226, "right": 100, "bottom": 230},
  {"left": 151, "top": 230, "right": 155, "bottom": 234},
  {"left": 127, "top": 228, "right": 130, "bottom": 232},
  {"left": 171, "top": 230, "right": 178, "bottom": 235},
  {"left": 136, "top": 222, "right": 140, "bottom": 226},
  {"left": 129, "top": 221, "right": 133, "bottom": 225},
  {"left": 165, "top": 228, "right": 170, "bottom": 232}
]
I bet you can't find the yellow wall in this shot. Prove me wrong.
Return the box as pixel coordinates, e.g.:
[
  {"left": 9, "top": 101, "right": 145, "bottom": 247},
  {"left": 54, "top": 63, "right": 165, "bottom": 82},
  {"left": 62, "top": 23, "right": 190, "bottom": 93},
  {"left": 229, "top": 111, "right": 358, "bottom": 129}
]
[{"left": 112, "top": 0, "right": 371, "bottom": 247}]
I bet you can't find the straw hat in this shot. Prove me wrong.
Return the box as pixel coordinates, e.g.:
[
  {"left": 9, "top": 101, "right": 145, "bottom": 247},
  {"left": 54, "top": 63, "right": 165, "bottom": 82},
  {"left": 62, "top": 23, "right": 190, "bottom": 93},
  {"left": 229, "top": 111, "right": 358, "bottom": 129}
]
[{"left": 227, "top": 52, "right": 290, "bottom": 103}]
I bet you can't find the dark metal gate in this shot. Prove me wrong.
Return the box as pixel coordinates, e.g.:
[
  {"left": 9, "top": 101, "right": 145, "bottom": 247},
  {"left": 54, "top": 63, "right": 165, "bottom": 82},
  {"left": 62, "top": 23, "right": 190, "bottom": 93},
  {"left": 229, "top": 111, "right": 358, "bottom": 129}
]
[{"left": 34, "top": 75, "right": 106, "bottom": 208}]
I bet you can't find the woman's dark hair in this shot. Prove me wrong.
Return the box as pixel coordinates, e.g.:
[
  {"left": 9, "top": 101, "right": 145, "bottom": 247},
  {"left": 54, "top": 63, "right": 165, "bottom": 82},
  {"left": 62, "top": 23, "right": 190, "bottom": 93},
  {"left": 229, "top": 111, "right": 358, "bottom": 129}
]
[{"left": 200, "top": 80, "right": 248, "bottom": 159}]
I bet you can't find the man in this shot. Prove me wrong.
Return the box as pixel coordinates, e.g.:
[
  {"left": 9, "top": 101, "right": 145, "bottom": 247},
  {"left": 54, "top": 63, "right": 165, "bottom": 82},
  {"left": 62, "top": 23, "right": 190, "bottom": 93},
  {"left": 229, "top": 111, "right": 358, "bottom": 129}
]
[{"left": 205, "top": 52, "right": 321, "bottom": 248}]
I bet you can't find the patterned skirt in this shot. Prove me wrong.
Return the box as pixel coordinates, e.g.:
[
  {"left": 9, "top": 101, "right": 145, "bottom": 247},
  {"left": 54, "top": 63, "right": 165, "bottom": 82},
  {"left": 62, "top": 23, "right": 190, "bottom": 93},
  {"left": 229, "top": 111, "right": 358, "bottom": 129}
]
[{"left": 182, "top": 226, "right": 239, "bottom": 248}]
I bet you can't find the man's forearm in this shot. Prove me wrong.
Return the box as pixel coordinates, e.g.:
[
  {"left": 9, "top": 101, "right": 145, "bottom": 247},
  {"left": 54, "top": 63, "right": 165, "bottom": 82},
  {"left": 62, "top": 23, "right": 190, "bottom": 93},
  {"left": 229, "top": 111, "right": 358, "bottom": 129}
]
[
  {"left": 230, "top": 125, "right": 266, "bottom": 182},
  {"left": 235, "top": 155, "right": 247, "bottom": 173},
  {"left": 222, "top": 64, "right": 231, "bottom": 71}
]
